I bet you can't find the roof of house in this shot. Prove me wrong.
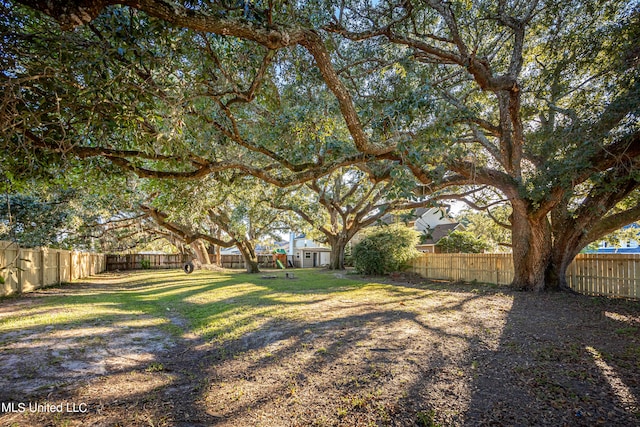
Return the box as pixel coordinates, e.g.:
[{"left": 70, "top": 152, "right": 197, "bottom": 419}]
[
  {"left": 296, "top": 247, "right": 331, "bottom": 252},
  {"left": 588, "top": 247, "right": 640, "bottom": 254},
  {"left": 219, "top": 244, "right": 272, "bottom": 255},
  {"left": 420, "top": 223, "right": 460, "bottom": 245},
  {"left": 274, "top": 237, "right": 329, "bottom": 250},
  {"left": 413, "top": 207, "right": 431, "bottom": 217},
  {"left": 378, "top": 207, "right": 433, "bottom": 226}
]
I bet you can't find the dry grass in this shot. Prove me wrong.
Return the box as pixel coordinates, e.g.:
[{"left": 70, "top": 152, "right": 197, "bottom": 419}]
[{"left": 0, "top": 269, "right": 639, "bottom": 426}]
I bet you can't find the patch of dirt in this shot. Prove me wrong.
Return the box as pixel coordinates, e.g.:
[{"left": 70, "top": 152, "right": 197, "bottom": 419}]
[
  {"left": 1, "top": 272, "right": 639, "bottom": 426},
  {"left": 0, "top": 319, "right": 175, "bottom": 398}
]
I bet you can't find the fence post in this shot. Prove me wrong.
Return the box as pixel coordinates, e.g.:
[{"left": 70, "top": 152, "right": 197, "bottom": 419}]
[
  {"left": 16, "top": 247, "right": 22, "bottom": 293},
  {"left": 449, "top": 254, "right": 453, "bottom": 281},
  {"left": 56, "top": 251, "right": 61, "bottom": 285},
  {"left": 40, "top": 248, "right": 46, "bottom": 288}
]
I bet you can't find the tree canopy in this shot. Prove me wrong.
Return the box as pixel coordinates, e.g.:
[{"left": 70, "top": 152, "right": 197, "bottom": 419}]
[
  {"left": 142, "top": 175, "right": 291, "bottom": 272},
  {"left": 3, "top": 0, "right": 639, "bottom": 290},
  {"left": 435, "top": 230, "right": 491, "bottom": 254},
  {"left": 273, "top": 164, "right": 430, "bottom": 269}
]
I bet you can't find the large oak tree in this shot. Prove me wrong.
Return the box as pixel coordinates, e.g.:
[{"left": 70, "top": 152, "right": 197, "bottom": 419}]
[
  {"left": 329, "top": 0, "right": 640, "bottom": 291},
  {"left": 274, "top": 164, "right": 431, "bottom": 269},
  {"left": 141, "top": 175, "right": 290, "bottom": 273},
  {"left": 7, "top": 0, "right": 640, "bottom": 292}
]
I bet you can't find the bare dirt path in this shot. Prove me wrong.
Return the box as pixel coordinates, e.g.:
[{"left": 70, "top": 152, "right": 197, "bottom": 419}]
[{"left": 0, "top": 271, "right": 639, "bottom": 426}]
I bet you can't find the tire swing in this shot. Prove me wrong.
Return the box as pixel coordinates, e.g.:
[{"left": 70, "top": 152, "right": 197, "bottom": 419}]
[{"left": 183, "top": 261, "right": 195, "bottom": 274}]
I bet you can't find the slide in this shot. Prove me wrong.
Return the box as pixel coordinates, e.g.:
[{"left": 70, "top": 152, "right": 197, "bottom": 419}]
[{"left": 276, "top": 259, "right": 285, "bottom": 269}]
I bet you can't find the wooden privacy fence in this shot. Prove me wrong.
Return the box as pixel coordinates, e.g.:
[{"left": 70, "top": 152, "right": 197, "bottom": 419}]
[
  {"left": 0, "top": 241, "right": 106, "bottom": 297},
  {"left": 566, "top": 254, "right": 640, "bottom": 298},
  {"left": 105, "top": 253, "right": 274, "bottom": 271},
  {"left": 106, "top": 253, "right": 191, "bottom": 271},
  {"left": 412, "top": 253, "right": 640, "bottom": 299},
  {"left": 412, "top": 253, "right": 514, "bottom": 286},
  {"left": 219, "top": 254, "right": 273, "bottom": 269}
]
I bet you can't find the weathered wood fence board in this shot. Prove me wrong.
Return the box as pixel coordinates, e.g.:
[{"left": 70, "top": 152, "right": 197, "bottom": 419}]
[
  {"left": 412, "top": 253, "right": 640, "bottom": 299},
  {"left": 105, "top": 254, "right": 191, "bottom": 271},
  {"left": 565, "top": 254, "right": 640, "bottom": 299},
  {"left": 105, "top": 253, "right": 274, "bottom": 271},
  {"left": 0, "top": 241, "right": 106, "bottom": 297},
  {"left": 412, "top": 253, "right": 514, "bottom": 286},
  {"left": 219, "top": 254, "right": 273, "bottom": 269}
]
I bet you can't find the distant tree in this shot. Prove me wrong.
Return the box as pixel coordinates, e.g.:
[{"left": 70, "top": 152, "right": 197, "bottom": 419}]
[
  {"left": 0, "top": 191, "right": 74, "bottom": 248},
  {"left": 274, "top": 164, "right": 430, "bottom": 270},
  {"left": 435, "top": 231, "right": 491, "bottom": 254},
  {"left": 459, "top": 206, "right": 512, "bottom": 252},
  {"left": 0, "top": 187, "right": 161, "bottom": 252},
  {"left": 142, "top": 176, "right": 289, "bottom": 273}
]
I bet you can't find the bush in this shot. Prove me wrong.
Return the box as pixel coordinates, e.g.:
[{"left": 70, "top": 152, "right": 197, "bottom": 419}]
[
  {"left": 343, "top": 244, "right": 354, "bottom": 267},
  {"left": 435, "top": 230, "right": 490, "bottom": 253},
  {"left": 352, "top": 225, "right": 419, "bottom": 275},
  {"left": 140, "top": 259, "right": 151, "bottom": 269}
]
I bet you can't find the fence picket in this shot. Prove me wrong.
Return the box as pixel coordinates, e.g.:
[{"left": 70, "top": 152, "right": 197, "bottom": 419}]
[
  {"left": 0, "top": 241, "right": 105, "bottom": 297},
  {"left": 104, "top": 253, "right": 275, "bottom": 271},
  {"left": 413, "top": 252, "right": 640, "bottom": 299}
]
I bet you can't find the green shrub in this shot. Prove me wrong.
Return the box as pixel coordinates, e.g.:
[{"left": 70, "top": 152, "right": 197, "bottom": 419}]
[
  {"left": 352, "top": 225, "right": 419, "bottom": 275},
  {"left": 435, "top": 230, "right": 490, "bottom": 253},
  {"left": 343, "top": 244, "right": 354, "bottom": 267},
  {"left": 140, "top": 259, "right": 151, "bottom": 269}
]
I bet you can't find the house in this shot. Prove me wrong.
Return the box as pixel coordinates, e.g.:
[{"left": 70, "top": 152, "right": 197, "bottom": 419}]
[
  {"left": 356, "top": 206, "right": 465, "bottom": 253},
  {"left": 219, "top": 244, "right": 272, "bottom": 256},
  {"left": 417, "top": 223, "right": 464, "bottom": 253},
  {"left": 590, "top": 223, "right": 640, "bottom": 254},
  {"left": 215, "top": 235, "right": 331, "bottom": 268},
  {"left": 404, "top": 206, "right": 466, "bottom": 253},
  {"left": 275, "top": 234, "right": 331, "bottom": 268}
]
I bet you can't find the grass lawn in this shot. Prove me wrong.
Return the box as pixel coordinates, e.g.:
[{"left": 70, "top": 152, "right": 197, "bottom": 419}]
[
  {"left": 0, "top": 268, "right": 639, "bottom": 426},
  {"left": 0, "top": 269, "right": 413, "bottom": 342}
]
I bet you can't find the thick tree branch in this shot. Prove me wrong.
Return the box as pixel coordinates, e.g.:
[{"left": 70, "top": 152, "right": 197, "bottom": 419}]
[
  {"left": 18, "top": 0, "right": 305, "bottom": 49},
  {"left": 300, "top": 31, "right": 394, "bottom": 156},
  {"left": 141, "top": 205, "right": 234, "bottom": 247},
  {"left": 586, "top": 205, "right": 640, "bottom": 243},
  {"left": 574, "top": 131, "right": 640, "bottom": 185},
  {"left": 23, "top": 126, "right": 381, "bottom": 187}
]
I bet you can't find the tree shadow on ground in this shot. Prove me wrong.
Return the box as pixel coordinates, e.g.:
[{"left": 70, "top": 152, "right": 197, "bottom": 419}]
[
  {"left": 0, "top": 270, "right": 639, "bottom": 426},
  {"left": 462, "top": 291, "right": 640, "bottom": 426}
]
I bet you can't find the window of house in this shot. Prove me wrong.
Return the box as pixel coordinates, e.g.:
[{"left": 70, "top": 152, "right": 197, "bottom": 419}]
[{"left": 305, "top": 252, "right": 311, "bottom": 259}]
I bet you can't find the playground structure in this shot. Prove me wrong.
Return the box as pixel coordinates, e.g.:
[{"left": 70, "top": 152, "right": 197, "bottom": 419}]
[{"left": 273, "top": 249, "right": 287, "bottom": 269}]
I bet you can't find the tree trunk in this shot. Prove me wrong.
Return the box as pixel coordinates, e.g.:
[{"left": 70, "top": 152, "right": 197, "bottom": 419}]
[
  {"left": 545, "top": 231, "right": 584, "bottom": 292},
  {"left": 510, "top": 209, "right": 553, "bottom": 291},
  {"left": 214, "top": 229, "right": 223, "bottom": 266},
  {"left": 545, "top": 250, "right": 575, "bottom": 292},
  {"left": 327, "top": 236, "right": 348, "bottom": 270},
  {"left": 236, "top": 241, "right": 260, "bottom": 273},
  {"left": 190, "top": 239, "right": 211, "bottom": 265}
]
